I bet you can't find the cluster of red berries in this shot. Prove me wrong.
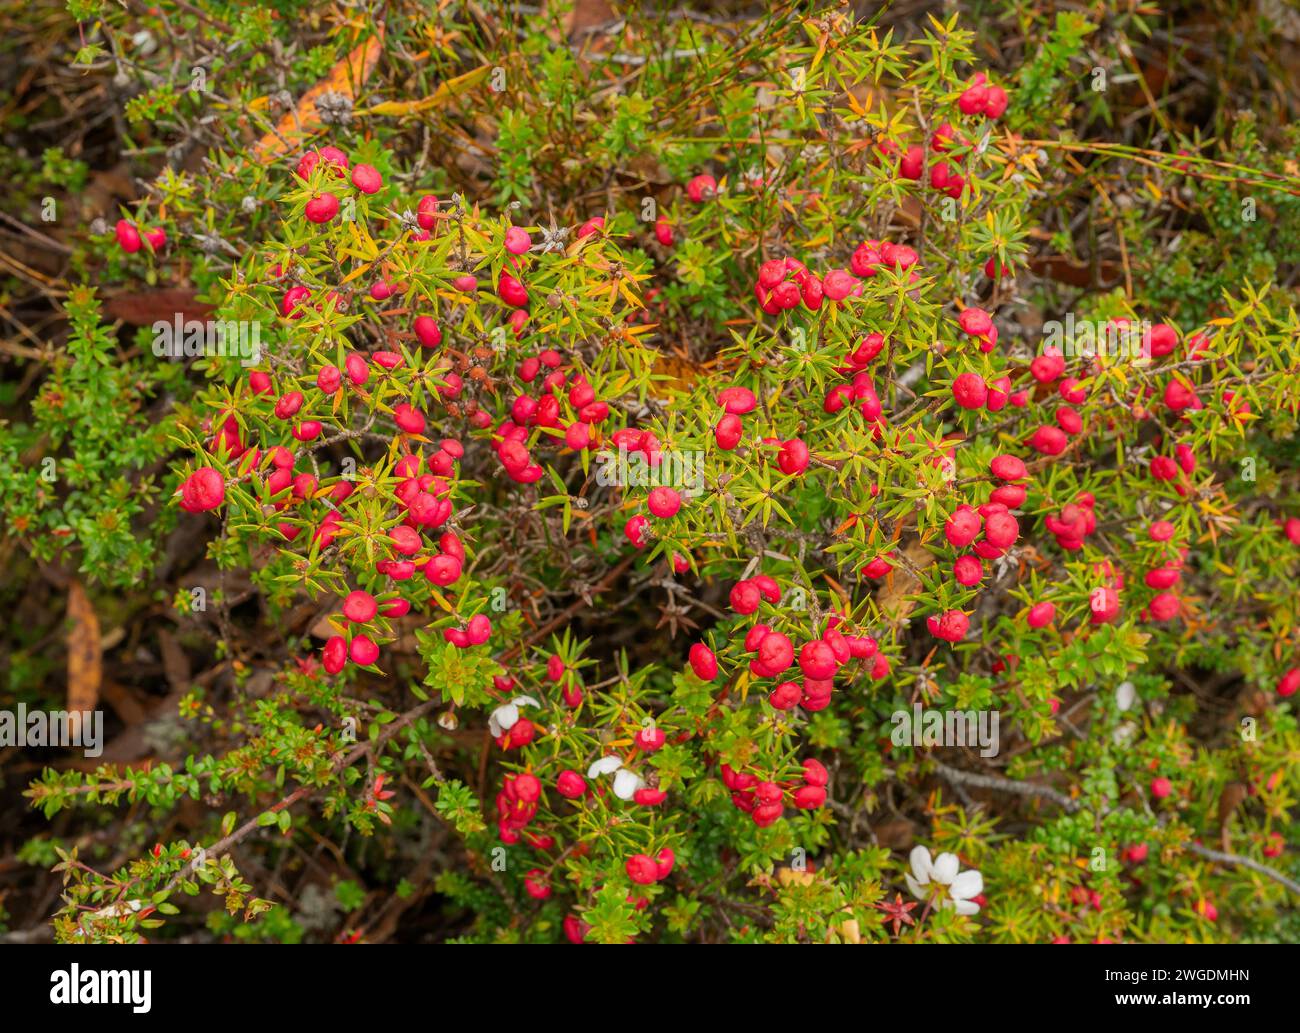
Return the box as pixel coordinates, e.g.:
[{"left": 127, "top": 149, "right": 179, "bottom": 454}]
[
  {"left": 1149, "top": 441, "right": 1197, "bottom": 496},
  {"left": 720, "top": 757, "right": 830, "bottom": 828},
  {"left": 322, "top": 591, "right": 402, "bottom": 674},
  {"left": 1043, "top": 492, "right": 1097, "bottom": 552},
  {"left": 495, "top": 772, "right": 545, "bottom": 846},
  {"left": 752, "top": 240, "right": 921, "bottom": 317},
  {"left": 114, "top": 219, "right": 166, "bottom": 254},
  {"left": 625, "top": 847, "right": 675, "bottom": 886},
  {"left": 294, "top": 145, "right": 386, "bottom": 224}
]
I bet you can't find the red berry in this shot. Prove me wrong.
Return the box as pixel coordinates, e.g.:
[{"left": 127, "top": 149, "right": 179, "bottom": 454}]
[
  {"left": 1027, "top": 602, "right": 1056, "bottom": 629},
  {"left": 802, "top": 758, "right": 829, "bottom": 786},
  {"left": 635, "top": 726, "right": 666, "bottom": 752},
  {"left": 686, "top": 174, "right": 717, "bottom": 202},
  {"left": 349, "top": 634, "right": 379, "bottom": 666},
  {"left": 953, "top": 555, "right": 983, "bottom": 586},
  {"left": 944, "top": 505, "right": 983, "bottom": 548},
  {"left": 730, "top": 580, "right": 762, "bottom": 615},
  {"left": 393, "top": 404, "right": 426, "bottom": 435},
  {"left": 688, "top": 643, "right": 718, "bottom": 681},
  {"left": 504, "top": 226, "right": 531, "bottom": 254},
  {"left": 958, "top": 308, "right": 993, "bottom": 337},
  {"left": 798, "top": 640, "right": 838, "bottom": 681},
  {"left": 556, "top": 770, "right": 587, "bottom": 799},
  {"left": 899, "top": 145, "right": 925, "bottom": 180},
  {"left": 626, "top": 854, "right": 660, "bottom": 885},
  {"left": 777, "top": 438, "right": 810, "bottom": 475},
  {"left": 648, "top": 486, "right": 681, "bottom": 518},
  {"left": 179, "top": 467, "right": 226, "bottom": 513},
  {"left": 952, "top": 372, "right": 988, "bottom": 409},
  {"left": 351, "top": 164, "right": 383, "bottom": 194},
  {"left": 305, "top": 193, "right": 340, "bottom": 223},
  {"left": 414, "top": 316, "right": 442, "bottom": 348},
  {"left": 718, "top": 386, "right": 757, "bottom": 415},
  {"left": 1029, "top": 425, "right": 1068, "bottom": 456},
  {"left": 990, "top": 455, "right": 1027, "bottom": 482},
  {"left": 115, "top": 219, "right": 142, "bottom": 253},
  {"left": 624, "top": 515, "right": 650, "bottom": 549},
  {"left": 417, "top": 195, "right": 439, "bottom": 230},
  {"left": 715, "top": 414, "right": 743, "bottom": 450},
  {"left": 342, "top": 591, "right": 377, "bottom": 623},
  {"left": 524, "top": 869, "right": 550, "bottom": 900},
  {"left": 927, "top": 609, "right": 969, "bottom": 643}
]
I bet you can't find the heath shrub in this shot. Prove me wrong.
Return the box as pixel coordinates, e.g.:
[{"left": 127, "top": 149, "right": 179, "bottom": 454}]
[{"left": 9, "top": 2, "right": 1300, "bottom": 945}]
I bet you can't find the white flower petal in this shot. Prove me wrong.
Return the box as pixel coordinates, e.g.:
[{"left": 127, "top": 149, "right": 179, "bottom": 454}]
[
  {"left": 905, "top": 874, "right": 927, "bottom": 901},
  {"left": 931, "top": 852, "right": 960, "bottom": 885},
  {"left": 490, "top": 702, "right": 519, "bottom": 736},
  {"left": 952, "top": 898, "right": 981, "bottom": 916},
  {"left": 909, "top": 845, "right": 934, "bottom": 884},
  {"left": 587, "top": 755, "right": 622, "bottom": 779},
  {"left": 512, "top": 694, "right": 540, "bottom": 709},
  {"left": 1116, "top": 681, "right": 1136, "bottom": 712},
  {"left": 612, "top": 769, "right": 643, "bottom": 800},
  {"left": 949, "top": 869, "right": 983, "bottom": 901}
]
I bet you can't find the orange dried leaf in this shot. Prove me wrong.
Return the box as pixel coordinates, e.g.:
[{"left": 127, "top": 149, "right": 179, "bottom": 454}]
[{"left": 254, "top": 30, "right": 385, "bottom": 159}]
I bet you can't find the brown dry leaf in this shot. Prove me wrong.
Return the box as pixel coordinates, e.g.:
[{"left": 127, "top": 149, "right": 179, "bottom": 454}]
[
  {"left": 105, "top": 288, "right": 214, "bottom": 326},
  {"left": 650, "top": 352, "right": 702, "bottom": 395},
  {"left": 66, "top": 580, "right": 101, "bottom": 733},
  {"left": 872, "top": 816, "right": 917, "bottom": 851},
  {"left": 254, "top": 29, "right": 385, "bottom": 159},
  {"left": 100, "top": 682, "right": 150, "bottom": 726},
  {"left": 894, "top": 195, "right": 923, "bottom": 229},
  {"left": 157, "top": 628, "right": 192, "bottom": 692},
  {"left": 1028, "top": 255, "right": 1122, "bottom": 288},
  {"left": 874, "top": 540, "right": 935, "bottom": 623},
  {"left": 564, "top": 0, "right": 616, "bottom": 35}
]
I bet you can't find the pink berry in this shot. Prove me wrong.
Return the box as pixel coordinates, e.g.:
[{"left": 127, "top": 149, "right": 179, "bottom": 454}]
[
  {"left": 342, "top": 591, "right": 378, "bottom": 623},
  {"left": 647, "top": 486, "right": 681, "bottom": 518},
  {"left": 686, "top": 174, "right": 717, "bottom": 202},
  {"left": 349, "top": 634, "right": 379, "bottom": 666},
  {"left": 556, "top": 770, "right": 587, "bottom": 799},
  {"left": 351, "top": 164, "right": 383, "bottom": 194},
  {"left": 321, "top": 636, "right": 348, "bottom": 674},
  {"left": 417, "top": 195, "right": 439, "bottom": 230},
  {"left": 178, "top": 467, "right": 225, "bottom": 513},
  {"left": 305, "top": 193, "right": 340, "bottom": 224},
  {"left": 504, "top": 226, "right": 531, "bottom": 254},
  {"left": 952, "top": 372, "right": 988, "bottom": 409},
  {"left": 953, "top": 555, "right": 983, "bottom": 586},
  {"left": 115, "top": 219, "right": 142, "bottom": 253},
  {"left": 689, "top": 644, "right": 718, "bottom": 681},
  {"left": 414, "top": 316, "right": 442, "bottom": 348},
  {"left": 1027, "top": 602, "right": 1056, "bottom": 629}
]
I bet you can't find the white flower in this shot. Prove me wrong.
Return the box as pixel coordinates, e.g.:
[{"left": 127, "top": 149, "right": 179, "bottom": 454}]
[
  {"left": 612, "top": 768, "right": 645, "bottom": 800},
  {"left": 587, "top": 755, "right": 623, "bottom": 779},
  {"left": 906, "top": 845, "right": 984, "bottom": 916},
  {"left": 487, "top": 695, "right": 539, "bottom": 738},
  {"left": 1116, "top": 681, "right": 1136, "bottom": 712}
]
